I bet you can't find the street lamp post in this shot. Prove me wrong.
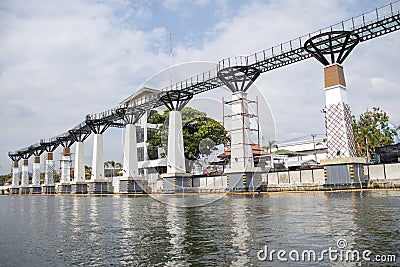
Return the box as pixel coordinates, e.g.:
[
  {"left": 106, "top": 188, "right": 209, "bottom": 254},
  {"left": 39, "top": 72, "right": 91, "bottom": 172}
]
[{"left": 311, "top": 134, "right": 318, "bottom": 163}]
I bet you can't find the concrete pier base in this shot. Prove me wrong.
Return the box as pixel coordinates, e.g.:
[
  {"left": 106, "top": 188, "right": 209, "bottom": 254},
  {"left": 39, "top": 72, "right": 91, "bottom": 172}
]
[
  {"left": 19, "top": 187, "right": 30, "bottom": 194},
  {"left": 118, "top": 177, "right": 144, "bottom": 193},
  {"left": 88, "top": 180, "right": 108, "bottom": 194},
  {"left": 29, "top": 186, "right": 42, "bottom": 194},
  {"left": 322, "top": 157, "right": 367, "bottom": 189},
  {"left": 162, "top": 174, "right": 192, "bottom": 193},
  {"left": 71, "top": 182, "right": 88, "bottom": 194},
  {"left": 57, "top": 184, "right": 71, "bottom": 194},
  {"left": 42, "top": 185, "right": 55, "bottom": 194},
  {"left": 10, "top": 187, "right": 19, "bottom": 195},
  {"left": 226, "top": 171, "right": 261, "bottom": 192}
]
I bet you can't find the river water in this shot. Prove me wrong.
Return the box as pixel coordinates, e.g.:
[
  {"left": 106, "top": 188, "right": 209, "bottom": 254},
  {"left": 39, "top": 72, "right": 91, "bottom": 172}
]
[{"left": 0, "top": 190, "right": 399, "bottom": 266}]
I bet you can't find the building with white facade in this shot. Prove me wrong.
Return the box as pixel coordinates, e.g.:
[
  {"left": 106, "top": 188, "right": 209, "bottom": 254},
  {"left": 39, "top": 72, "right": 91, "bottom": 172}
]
[
  {"left": 271, "top": 136, "right": 328, "bottom": 169},
  {"left": 120, "top": 87, "right": 166, "bottom": 180}
]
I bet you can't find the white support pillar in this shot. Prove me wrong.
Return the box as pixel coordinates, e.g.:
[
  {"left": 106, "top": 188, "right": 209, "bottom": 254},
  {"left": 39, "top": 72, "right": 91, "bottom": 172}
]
[
  {"left": 74, "top": 142, "right": 85, "bottom": 182},
  {"left": 21, "top": 159, "right": 29, "bottom": 187},
  {"left": 229, "top": 91, "right": 254, "bottom": 172},
  {"left": 44, "top": 152, "right": 55, "bottom": 185},
  {"left": 91, "top": 134, "right": 104, "bottom": 181},
  {"left": 12, "top": 161, "right": 19, "bottom": 187},
  {"left": 166, "top": 110, "right": 186, "bottom": 175},
  {"left": 123, "top": 124, "right": 139, "bottom": 177},
  {"left": 323, "top": 64, "right": 356, "bottom": 159},
  {"left": 32, "top": 156, "right": 41, "bottom": 186},
  {"left": 60, "top": 147, "right": 71, "bottom": 183}
]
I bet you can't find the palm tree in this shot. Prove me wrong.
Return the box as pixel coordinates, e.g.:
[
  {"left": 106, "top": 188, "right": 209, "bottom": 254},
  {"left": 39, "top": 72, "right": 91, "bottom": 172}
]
[
  {"left": 115, "top": 162, "right": 122, "bottom": 176},
  {"left": 104, "top": 160, "right": 117, "bottom": 177},
  {"left": 110, "top": 160, "right": 116, "bottom": 177},
  {"left": 264, "top": 140, "right": 278, "bottom": 153}
]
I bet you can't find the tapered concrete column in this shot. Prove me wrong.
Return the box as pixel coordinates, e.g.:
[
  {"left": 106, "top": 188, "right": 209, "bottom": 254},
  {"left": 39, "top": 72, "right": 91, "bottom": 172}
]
[
  {"left": 324, "top": 64, "right": 356, "bottom": 159},
  {"left": 304, "top": 31, "right": 359, "bottom": 160},
  {"left": 44, "top": 152, "right": 55, "bottom": 185},
  {"left": 21, "top": 159, "right": 29, "bottom": 187},
  {"left": 167, "top": 110, "right": 186, "bottom": 174},
  {"left": 91, "top": 134, "right": 104, "bottom": 181},
  {"left": 74, "top": 142, "right": 85, "bottom": 182},
  {"left": 60, "top": 147, "right": 71, "bottom": 183},
  {"left": 230, "top": 91, "right": 254, "bottom": 171},
  {"left": 32, "top": 156, "right": 41, "bottom": 186},
  {"left": 304, "top": 32, "right": 366, "bottom": 188},
  {"left": 12, "top": 161, "right": 19, "bottom": 187},
  {"left": 123, "top": 124, "right": 139, "bottom": 177}
]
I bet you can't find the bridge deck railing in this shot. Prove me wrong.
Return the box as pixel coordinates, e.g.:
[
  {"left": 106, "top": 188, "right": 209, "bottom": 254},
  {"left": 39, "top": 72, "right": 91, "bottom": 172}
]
[{"left": 218, "top": 0, "right": 400, "bottom": 69}]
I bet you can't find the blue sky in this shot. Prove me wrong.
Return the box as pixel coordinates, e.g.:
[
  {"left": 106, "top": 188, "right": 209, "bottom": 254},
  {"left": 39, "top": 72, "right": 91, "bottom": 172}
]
[{"left": 1, "top": 0, "right": 399, "bottom": 174}]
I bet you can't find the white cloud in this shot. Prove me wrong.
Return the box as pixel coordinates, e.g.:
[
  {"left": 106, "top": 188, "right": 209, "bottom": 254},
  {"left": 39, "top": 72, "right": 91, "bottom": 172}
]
[{"left": 0, "top": 0, "right": 172, "bottom": 172}]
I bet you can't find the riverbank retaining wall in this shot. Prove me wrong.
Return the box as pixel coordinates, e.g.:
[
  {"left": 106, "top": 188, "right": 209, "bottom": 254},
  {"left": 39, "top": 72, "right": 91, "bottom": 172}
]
[
  {"left": 3, "top": 163, "right": 400, "bottom": 195},
  {"left": 365, "top": 163, "right": 400, "bottom": 188},
  {"left": 259, "top": 163, "right": 400, "bottom": 191},
  {"left": 260, "top": 169, "right": 326, "bottom": 191}
]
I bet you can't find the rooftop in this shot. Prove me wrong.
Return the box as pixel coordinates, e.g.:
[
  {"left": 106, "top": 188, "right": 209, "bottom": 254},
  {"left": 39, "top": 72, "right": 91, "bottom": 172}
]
[{"left": 120, "top": 87, "right": 160, "bottom": 106}]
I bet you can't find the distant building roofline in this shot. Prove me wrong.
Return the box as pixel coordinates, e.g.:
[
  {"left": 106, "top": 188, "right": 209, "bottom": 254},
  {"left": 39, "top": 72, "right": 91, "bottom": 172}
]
[
  {"left": 277, "top": 136, "right": 327, "bottom": 147},
  {"left": 120, "top": 87, "right": 160, "bottom": 105}
]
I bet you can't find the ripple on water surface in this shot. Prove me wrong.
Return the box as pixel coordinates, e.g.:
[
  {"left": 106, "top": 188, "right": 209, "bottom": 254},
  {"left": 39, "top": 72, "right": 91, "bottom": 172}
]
[{"left": 0, "top": 191, "right": 399, "bottom": 266}]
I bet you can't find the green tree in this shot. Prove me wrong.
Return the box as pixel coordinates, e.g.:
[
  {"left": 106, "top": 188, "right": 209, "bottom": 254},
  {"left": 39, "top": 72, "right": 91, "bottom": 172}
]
[
  {"left": 352, "top": 107, "right": 397, "bottom": 161},
  {"left": 147, "top": 107, "right": 229, "bottom": 161},
  {"left": 54, "top": 173, "right": 60, "bottom": 183},
  {"left": 0, "top": 174, "right": 11, "bottom": 185},
  {"left": 85, "top": 165, "right": 92, "bottom": 179}
]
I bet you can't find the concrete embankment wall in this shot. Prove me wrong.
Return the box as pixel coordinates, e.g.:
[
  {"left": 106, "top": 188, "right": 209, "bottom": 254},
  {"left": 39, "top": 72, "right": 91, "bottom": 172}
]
[
  {"left": 192, "top": 175, "right": 227, "bottom": 193},
  {"left": 262, "top": 163, "right": 400, "bottom": 191},
  {"left": 4, "top": 163, "right": 400, "bottom": 195},
  {"left": 260, "top": 169, "right": 325, "bottom": 191},
  {"left": 365, "top": 163, "right": 400, "bottom": 188}
]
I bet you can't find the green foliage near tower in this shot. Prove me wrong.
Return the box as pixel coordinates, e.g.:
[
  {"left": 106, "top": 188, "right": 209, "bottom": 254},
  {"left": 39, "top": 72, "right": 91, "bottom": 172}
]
[
  {"left": 352, "top": 107, "right": 397, "bottom": 160},
  {"left": 147, "top": 107, "right": 229, "bottom": 161}
]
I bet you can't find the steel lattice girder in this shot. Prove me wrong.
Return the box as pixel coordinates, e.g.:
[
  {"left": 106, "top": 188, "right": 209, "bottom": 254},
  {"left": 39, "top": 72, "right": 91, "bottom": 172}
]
[
  {"left": 159, "top": 90, "right": 193, "bottom": 111},
  {"left": 69, "top": 122, "right": 92, "bottom": 142},
  {"left": 217, "top": 66, "right": 261, "bottom": 92},
  {"left": 116, "top": 106, "right": 147, "bottom": 125},
  {"left": 29, "top": 143, "right": 45, "bottom": 156},
  {"left": 85, "top": 107, "right": 125, "bottom": 134},
  {"left": 56, "top": 132, "right": 75, "bottom": 148},
  {"left": 304, "top": 31, "right": 360, "bottom": 66},
  {"left": 8, "top": 151, "right": 21, "bottom": 162},
  {"left": 40, "top": 137, "right": 60, "bottom": 152}
]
